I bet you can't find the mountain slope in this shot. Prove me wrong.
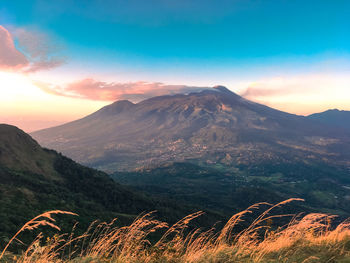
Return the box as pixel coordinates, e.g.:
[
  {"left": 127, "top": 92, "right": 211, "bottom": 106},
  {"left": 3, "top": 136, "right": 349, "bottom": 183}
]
[
  {"left": 0, "top": 124, "right": 191, "bottom": 242},
  {"left": 308, "top": 109, "right": 350, "bottom": 131},
  {"left": 31, "top": 87, "right": 350, "bottom": 172}
]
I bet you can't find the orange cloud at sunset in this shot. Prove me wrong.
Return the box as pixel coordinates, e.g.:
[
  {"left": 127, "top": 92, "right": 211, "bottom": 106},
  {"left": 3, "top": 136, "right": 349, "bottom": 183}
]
[
  {"left": 0, "top": 72, "right": 107, "bottom": 132},
  {"left": 35, "top": 78, "right": 208, "bottom": 101},
  {"left": 0, "top": 26, "right": 28, "bottom": 70}
]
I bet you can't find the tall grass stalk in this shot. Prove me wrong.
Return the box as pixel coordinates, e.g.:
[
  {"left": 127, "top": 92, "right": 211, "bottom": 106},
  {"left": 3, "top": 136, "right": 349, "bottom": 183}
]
[{"left": 2, "top": 199, "right": 350, "bottom": 262}]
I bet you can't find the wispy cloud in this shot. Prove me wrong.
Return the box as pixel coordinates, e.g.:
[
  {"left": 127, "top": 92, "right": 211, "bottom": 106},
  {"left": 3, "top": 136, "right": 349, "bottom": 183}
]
[
  {"left": 0, "top": 25, "right": 65, "bottom": 72},
  {"left": 0, "top": 25, "right": 29, "bottom": 70},
  {"left": 240, "top": 74, "right": 350, "bottom": 114},
  {"left": 241, "top": 87, "right": 287, "bottom": 98},
  {"left": 35, "top": 78, "right": 209, "bottom": 101},
  {"left": 240, "top": 76, "right": 319, "bottom": 99}
]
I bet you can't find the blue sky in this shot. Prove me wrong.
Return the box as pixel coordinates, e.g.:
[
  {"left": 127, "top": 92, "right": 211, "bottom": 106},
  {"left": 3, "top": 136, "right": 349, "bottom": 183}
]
[
  {"left": 1, "top": 0, "right": 349, "bottom": 72},
  {"left": 0, "top": 0, "right": 349, "bottom": 131}
]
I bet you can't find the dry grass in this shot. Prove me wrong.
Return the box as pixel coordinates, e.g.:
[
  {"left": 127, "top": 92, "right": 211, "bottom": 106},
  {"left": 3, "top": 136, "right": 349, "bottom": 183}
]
[{"left": 2, "top": 198, "right": 350, "bottom": 262}]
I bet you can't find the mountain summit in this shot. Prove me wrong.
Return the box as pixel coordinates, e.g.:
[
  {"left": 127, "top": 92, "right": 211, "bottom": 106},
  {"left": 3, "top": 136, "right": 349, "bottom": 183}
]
[{"left": 31, "top": 87, "right": 350, "bottom": 172}]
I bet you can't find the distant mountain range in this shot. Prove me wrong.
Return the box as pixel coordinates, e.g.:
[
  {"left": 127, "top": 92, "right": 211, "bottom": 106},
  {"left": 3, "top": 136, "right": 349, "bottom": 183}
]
[
  {"left": 32, "top": 86, "right": 350, "bottom": 172},
  {"left": 307, "top": 109, "right": 350, "bottom": 131}
]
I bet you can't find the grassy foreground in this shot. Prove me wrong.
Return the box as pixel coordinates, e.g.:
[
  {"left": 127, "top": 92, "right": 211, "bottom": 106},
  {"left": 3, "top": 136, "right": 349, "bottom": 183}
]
[{"left": 1, "top": 198, "right": 350, "bottom": 263}]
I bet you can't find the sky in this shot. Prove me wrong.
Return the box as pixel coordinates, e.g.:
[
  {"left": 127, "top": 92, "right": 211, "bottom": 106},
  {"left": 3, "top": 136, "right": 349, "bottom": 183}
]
[{"left": 0, "top": 0, "right": 349, "bottom": 132}]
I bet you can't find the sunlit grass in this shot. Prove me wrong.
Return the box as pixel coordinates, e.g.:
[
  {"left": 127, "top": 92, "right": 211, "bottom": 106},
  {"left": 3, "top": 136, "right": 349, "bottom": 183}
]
[{"left": 2, "top": 198, "right": 350, "bottom": 262}]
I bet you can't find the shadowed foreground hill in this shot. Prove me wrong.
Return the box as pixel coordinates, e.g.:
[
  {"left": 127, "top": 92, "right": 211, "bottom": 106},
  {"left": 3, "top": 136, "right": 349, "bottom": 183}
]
[{"left": 0, "top": 124, "right": 191, "bottom": 243}]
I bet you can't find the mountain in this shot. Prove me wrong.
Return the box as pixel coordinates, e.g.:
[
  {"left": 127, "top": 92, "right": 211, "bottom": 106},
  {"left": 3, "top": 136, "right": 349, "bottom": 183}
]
[
  {"left": 0, "top": 124, "right": 193, "bottom": 242},
  {"left": 32, "top": 86, "right": 350, "bottom": 172},
  {"left": 308, "top": 109, "right": 350, "bottom": 131}
]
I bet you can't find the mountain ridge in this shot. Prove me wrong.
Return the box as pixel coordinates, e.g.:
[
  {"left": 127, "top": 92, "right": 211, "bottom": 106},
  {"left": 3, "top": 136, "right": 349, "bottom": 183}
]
[
  {"left": 31, "top": 87, "right": 350, "bottom": 172},
  {"left": 307, "top": 109, "right": 350, "bottom": 131}
]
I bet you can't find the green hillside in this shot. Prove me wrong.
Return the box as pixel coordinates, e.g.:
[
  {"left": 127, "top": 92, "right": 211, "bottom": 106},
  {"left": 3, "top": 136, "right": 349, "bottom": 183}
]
[{"left": 0, "top": 125, "right": 198, "bottom": 249}]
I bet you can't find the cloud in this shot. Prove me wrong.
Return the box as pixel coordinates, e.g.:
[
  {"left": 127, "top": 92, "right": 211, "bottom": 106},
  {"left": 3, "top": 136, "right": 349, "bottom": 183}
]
[
  {"left": 239, "top": 74, "right": 350, "bottom": 115},
  {"left": 240, "top": 77, "right": 317, "bottom": 99},
  {"left": 35, "top": 78, "right": 209, "bottom": 101},
  {"left": 0, "top": 25, "right": 65, "bottom": 72},
  {"left": 0, "top": 26, "right": 29, "bottom": 70},
  {"left": 241, "top": 86, "right": 294, "bottom": 98}
]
